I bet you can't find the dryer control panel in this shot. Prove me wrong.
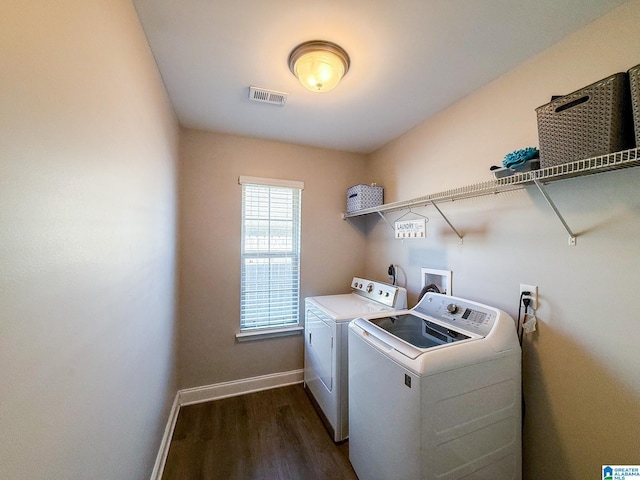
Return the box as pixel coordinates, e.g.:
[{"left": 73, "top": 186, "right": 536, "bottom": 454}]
[
  {"left": 414, "top": 293, "right": 497, "bottom": 337},
  {"left": 351, "top": 276, "right": 406, "bottom": 309}
]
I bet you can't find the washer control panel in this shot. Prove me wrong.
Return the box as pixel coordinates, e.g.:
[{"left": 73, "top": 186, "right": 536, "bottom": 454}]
[
  {"left": 414, "top": 293, "right": 497, "bottom": 337},
  {"left": 351, "top": 276, "right": 405, "bottom": 308}
]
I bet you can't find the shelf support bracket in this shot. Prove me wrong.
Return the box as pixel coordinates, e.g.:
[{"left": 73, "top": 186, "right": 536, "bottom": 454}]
[
  {"left": 533, "top": 179, "right": 577, "bottom": 246},
  {"left": 376, "top": 211, "right": 395, "bottom": 231},
  {"left": 430, "top": 201, "right": 463, "bottom": 245}
]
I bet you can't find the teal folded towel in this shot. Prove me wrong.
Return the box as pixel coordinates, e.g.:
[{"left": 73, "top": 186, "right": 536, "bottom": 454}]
[{"left": 503, "top": 147, "right": 539, "bottom": 169}]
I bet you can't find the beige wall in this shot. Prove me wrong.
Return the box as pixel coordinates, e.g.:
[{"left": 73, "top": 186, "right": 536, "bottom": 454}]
[
  {"left": 365, "top": 1, "right": 640, "bottom": 479},
  {"left": 178, "top": 129, "right": 367, "bottom": 388},
  {"left": 0, "top": 2, "right": 179, "bottom": 479},
  {"left": 4, "top": 1, "right": 638, "bottom": 478}
]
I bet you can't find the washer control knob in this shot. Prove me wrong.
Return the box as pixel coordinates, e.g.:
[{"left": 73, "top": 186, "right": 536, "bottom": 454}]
[
  {"left": 378, "top": 290, "right": 383, "bottom": 295},
  {"left": 385, "top": 292, "right": 390, "bottom": 297},
  {"left": 366, "top": 283, "right": 374, "bottom": 293},
  {"left": 358, "top": 283, "right": 363, "bottom": 289},
  {"left": 447, "top": 303, "right": 459, "bottom": 314},
  {"left": 353, "top": 281, "right": 358, "bottom": 288}
]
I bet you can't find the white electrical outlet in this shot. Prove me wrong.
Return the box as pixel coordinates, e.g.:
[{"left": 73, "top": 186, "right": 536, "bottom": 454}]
[{"left": 520, "top": 284, "right": 538, "bottom": 310}]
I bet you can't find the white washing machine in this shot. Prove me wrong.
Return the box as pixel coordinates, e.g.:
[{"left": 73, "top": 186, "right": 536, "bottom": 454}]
[
  {"left": 348, "top": 292, "right": 521, "bottom": 480},
  {"left": 304, "top": 276, "right": 407, "bottom": 442}
]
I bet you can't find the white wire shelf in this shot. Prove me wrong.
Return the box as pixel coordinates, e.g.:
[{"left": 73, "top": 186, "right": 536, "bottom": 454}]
[
  {"left": 342, "top": 147, "right": 640, "bottom": 246},
  {"left": 343, "top": 147, "right": 640, "bottom": 218}
]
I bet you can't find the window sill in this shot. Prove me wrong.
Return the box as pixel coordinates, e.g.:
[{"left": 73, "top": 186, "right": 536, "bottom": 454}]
[{"left": 236, "top": 325, "right": 303, "bottom": 342}]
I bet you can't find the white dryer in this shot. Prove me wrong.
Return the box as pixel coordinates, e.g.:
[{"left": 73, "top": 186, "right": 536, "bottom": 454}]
[
  {"left": 304, "top": 277, "right": 407, "bottom": 442},
  {"left": 348, "top": 292, "right": 521, "bottom": 480}
]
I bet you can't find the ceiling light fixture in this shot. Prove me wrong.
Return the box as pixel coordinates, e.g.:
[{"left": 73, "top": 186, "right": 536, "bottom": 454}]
[{"left": 288, "top": 40, "right": 350, "bottom": 93}]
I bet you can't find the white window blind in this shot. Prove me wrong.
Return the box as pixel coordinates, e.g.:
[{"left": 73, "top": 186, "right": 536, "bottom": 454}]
[{"left": 239, "top": 176, "right": 303, "bottom": 331}]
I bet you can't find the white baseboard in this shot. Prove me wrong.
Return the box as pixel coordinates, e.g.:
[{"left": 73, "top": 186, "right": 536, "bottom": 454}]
[
  {"left": 179, "top": 369, "right": 304, "bottom": 406},
  {"left": 149, "top": 369, "right": 304, "bottom": 480},
  {"left": 149, "top": 393, "right": 180, "bottom": 480}
]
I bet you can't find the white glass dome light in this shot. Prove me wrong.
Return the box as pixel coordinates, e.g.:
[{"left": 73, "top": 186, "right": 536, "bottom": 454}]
[{"left": 288, "top": 41, "right": 350, "bottom": 93}]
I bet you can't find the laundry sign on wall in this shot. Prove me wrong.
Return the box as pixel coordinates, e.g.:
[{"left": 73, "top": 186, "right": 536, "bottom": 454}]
[{"left": 395, "top": 219, "right": 426, "bottom": 239}]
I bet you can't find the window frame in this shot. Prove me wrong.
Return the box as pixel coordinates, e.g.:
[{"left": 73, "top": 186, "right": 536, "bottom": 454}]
[{"left": 236, "top": 176, "right": 304, "bottom": 341}]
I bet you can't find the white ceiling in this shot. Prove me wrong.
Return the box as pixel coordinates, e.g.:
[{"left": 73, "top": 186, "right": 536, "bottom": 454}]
[{"left": 132, "top": 0, "right": 628, "bottom": 154}]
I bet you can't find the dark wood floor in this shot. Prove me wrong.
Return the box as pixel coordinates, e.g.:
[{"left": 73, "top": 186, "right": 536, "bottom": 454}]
[{"left": 161, "top": 383, "right": 359, "bottom": 480}]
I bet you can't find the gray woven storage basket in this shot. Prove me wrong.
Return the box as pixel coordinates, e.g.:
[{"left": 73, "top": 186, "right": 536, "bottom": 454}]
[
  {"left": 629, "top": 64, "right": 640, "bottom": 147},
  {"left": 536, "top": 72, "right": 633, "bottom": 168}
]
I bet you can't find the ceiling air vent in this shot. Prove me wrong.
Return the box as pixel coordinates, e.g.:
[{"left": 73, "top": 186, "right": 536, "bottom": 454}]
[{"left": 249, "top": 86, "right": 288, "bottom": 106}]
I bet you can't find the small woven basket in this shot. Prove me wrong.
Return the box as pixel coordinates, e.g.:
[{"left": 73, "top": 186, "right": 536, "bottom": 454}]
[
  {"left": 536, "top": 72, "right": 633, "bottom": 168},
  {"left": 346, "top": 184, "right": 383, "bottom": 213}
]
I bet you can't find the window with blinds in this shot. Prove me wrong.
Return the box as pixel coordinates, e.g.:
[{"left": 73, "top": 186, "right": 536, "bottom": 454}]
[{"left": 239, "top": 176, "right": 303, "bottom": 331}]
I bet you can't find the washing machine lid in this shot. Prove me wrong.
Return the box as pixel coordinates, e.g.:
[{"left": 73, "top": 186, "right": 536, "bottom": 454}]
[
  {"left": 308, "top": 294, "right": 394, "bottom": 320},
  {"left": 368, "top": 314, "right": 471, "bottom": 348},
  {"left": 352, "top": 313, "right": 477, "bottom": 360}
]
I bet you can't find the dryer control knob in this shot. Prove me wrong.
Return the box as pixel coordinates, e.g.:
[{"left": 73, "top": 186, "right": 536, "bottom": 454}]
[
  {"left": 366, "top": 283, "right": 374, "bottom": 293},
  {"left": 446, "top": 303, "right": 459, "bottom": 314}
]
